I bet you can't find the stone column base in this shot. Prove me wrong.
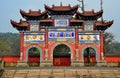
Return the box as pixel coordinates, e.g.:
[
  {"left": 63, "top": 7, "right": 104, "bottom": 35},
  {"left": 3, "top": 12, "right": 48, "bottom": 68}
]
[
  {"left": 71, "top": 60, "right": 84, "bottom": 67},
  {"left": 40, "top": 60, "right": 53, "bottom": 67},
  {"left": 97, "top": 60, "right": 107, "bottom": 67},
  {"left": 16, "top": 60, "right": 29, "bottom": 67}
]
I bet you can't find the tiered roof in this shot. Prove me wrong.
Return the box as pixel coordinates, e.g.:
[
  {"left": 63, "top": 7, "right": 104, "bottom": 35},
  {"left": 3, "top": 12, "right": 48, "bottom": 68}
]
[
  {"left": 95, "top": 20, "right": 113, "bottom": 30},
  {"left": 20, "top": 9, "right": 48, "bottom": 20},
  {"left": 11, "top": 19, "right": 29, "bottom": 31},
  {"left": 11, "top": 4, "right": 113, "bottom": 31},
  {"left": 45, "top": 3, "right": 78, "bottom": 15},
  {"left": 76, "top": 10, "right": 103, "bottom": 20},
  {"left": 45, "top": 4, "right": 78, "bottom": 11}
]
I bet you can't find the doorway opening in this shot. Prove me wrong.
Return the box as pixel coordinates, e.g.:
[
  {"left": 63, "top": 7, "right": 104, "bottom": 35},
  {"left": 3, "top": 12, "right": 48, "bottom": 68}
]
[
  {"left": 53, "top": 44, "right": 71, "bottom": 66},
  {"left": 84, "top": 47, "right": 97, "bottom": 66},
  {"left": 27, "top": 47, "right": 40, "bottom": 67}
]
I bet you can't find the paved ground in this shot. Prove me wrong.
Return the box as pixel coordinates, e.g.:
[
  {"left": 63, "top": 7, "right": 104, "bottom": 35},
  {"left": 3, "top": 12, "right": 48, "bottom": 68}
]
[{"left": 0, "top": 67, "right": 120, "bottom": 78}]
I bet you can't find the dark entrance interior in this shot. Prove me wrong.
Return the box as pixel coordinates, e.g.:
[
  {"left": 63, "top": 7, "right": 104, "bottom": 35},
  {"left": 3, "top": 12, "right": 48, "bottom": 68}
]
[
  {"left": 28, "top": 47, "right": 40, "bottom": 67},
  {"left": 53, "top": 44, "right": 71, "bottom": 66},
  {"left": 84, "top": 47, "right": 97, "bottom": 66}
]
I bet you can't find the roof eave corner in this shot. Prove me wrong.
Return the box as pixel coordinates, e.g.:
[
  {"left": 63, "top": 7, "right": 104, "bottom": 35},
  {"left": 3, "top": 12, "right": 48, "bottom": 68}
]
[
  {"left": 44, "top": 4, "right": 50, "bottom": 10},
  {"left": 10, "top": 19, "right": 17, "bottom": 27},
  {"left": 20, "top": 9, "right": 28, "bottom": 18}
]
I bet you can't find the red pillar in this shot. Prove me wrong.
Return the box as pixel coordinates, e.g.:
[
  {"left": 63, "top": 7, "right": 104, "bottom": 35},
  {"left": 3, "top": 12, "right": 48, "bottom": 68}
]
[
  {"left": 75, "top": 28, "right": 79, "bottom": 60},
  {"left": 45, "top": 28, "right": 48, "bottom": 60},
  {"left": 20, "top": 32, "right": 24, "bottom": 60},
  {"left": 45, "top": 28, "right": 48, "bottom": 49},
  {"left": 75, "top": 28, "right": 78, "bottom": 49},
  {"left": 100, "top": 32, "right": 104, "bottom": 60}
]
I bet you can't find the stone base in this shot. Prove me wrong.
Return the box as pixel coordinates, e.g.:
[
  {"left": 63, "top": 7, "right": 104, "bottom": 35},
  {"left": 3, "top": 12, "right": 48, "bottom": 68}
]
[
  {"left": 40, "top": 60, "right": 53, "bottom": 67},
  {"left": 97, "top": 60, "right": 107, "bottom": 67},
  {"left": 16, "top": 60, "right": 29, "bottom": 67},
  {"left": 71, "top": 60, "right": 84, "bottom": 67}
]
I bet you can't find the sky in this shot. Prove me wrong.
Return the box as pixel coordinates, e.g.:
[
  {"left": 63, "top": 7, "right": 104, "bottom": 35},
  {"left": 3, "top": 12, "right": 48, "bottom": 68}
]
[{"left": 0, "top": 0, "right": 120, "bottom": 42}]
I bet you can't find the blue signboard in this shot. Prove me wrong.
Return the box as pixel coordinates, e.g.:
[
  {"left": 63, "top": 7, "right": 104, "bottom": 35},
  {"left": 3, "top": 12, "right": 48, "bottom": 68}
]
[
  {"left": 49, "top": 32, "right": 75, "bottom": 38},
  {"left": 48, "top": 29, "right": 75, "bottom": 42}
]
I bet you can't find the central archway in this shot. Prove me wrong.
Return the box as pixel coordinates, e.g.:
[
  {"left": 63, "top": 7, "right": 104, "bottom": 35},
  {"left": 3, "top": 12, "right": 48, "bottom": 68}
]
[
  {"left": 26, "top": 46, "right": 41, "bottom": 67},
  {"left": 53, "top": 44, "right": 71, "bottom": 66},
  {"left": 83, "top": 47, "right": 97, "bottom": 66}
]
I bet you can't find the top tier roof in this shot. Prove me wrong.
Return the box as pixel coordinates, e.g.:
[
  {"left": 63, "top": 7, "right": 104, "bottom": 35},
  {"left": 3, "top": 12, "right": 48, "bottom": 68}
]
[
  {"left": 44, "top": 3, "right": 78, "bottom": 15},
  {"left": 45, "top": 3, "right": 78, "bottom": 11}
]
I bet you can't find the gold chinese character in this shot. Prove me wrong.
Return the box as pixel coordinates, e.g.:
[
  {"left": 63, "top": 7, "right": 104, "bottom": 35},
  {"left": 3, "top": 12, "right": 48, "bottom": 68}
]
[
  {"left": 33, "top": 35, "right": 37, "bottom": 39},
  {"left": 39, "top": 35, "right": 43, "bottom": 40},
  {"left": 80, "top": 35, "right": 84, "bottom": 40},
  {"left": 25, "top": 36, "right": 30, "bottom": 40},
  {"left": 87, "top": 35, "right": 91, "bottom": 40}
]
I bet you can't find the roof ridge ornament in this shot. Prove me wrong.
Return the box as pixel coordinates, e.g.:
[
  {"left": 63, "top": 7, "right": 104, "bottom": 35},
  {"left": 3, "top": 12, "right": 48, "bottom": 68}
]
[
  {"left": 29, "top": 9, "right": 32, "bottom": 13},
  {"left": 20, "top": 19, "right": 22, "bottom": 23},
  {"left": 60, "top": 2, "right": 62, "bottom": 6},
  {"left": 52, "top": 4, "right": 54, "bottom": 8},
  {"left": 38, "top": 9, "right": 41, "bottom": 13}
]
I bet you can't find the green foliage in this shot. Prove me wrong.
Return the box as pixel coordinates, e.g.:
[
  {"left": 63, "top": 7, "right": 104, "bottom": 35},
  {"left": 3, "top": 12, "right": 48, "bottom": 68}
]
[
  {"left": 104, "top": 32, "right": 114, "bottom": 53},
  {"left": 104, "top": 32, "right": 120, "bottom": 55},
  {"left": 0, "top": 32, "right": 20, "bottom": 56},
  {"left": 35, "top": 49, "right": 40, "bottom": 55},
  {"left": 0, "top": 36, "right": 10, "bottom": 52},
  {"left": 29, "top": 47, "right": 40, "bottom": 56}
]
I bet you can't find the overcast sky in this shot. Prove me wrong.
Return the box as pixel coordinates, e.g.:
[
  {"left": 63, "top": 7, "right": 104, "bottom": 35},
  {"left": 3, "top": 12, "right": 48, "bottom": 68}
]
[{"left": 0, "top": 0, "right": 120, "bottom": 42}]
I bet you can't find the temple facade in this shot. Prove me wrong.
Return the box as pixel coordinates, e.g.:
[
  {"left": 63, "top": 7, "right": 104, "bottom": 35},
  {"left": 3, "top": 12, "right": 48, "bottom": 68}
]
[{"left": 11, "top": 3, "right": 113, "bottom": 67}]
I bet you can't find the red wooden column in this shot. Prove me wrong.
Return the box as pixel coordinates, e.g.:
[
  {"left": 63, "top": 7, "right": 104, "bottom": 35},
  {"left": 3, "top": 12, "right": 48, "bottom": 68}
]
[
  {"left": 45, "top": 28, "right": 48, "bottom": 60},
  {"left": 20, "top": 32, "right": 24, "bottom": 60},
  {"left": 75, "top": 28, "right": 79, "bottom": 60},
  {"left": 100, "top": 32, "right": 104, "bottom": 60}
]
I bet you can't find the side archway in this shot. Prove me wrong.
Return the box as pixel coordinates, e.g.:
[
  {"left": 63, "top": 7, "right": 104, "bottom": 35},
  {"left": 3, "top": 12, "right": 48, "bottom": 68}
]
[
  {"left": 26, "top": 46, "right": 42, "bottom": 66},
  {"left": 82, "top": 47, "right": 98, "bottom": 66}
]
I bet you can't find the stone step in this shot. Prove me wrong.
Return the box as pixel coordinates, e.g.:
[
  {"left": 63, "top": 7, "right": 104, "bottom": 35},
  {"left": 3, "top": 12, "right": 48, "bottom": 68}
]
[
  {"left": 1, "top": 68, "right": 120, "bottom": 78},
  {"left": 13, "top": 77, "right": 26, "bottom": 78}
]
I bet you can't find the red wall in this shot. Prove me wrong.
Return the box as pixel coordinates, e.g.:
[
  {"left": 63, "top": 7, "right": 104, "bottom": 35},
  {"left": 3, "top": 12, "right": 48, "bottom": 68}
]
[
  {"left": 0, "top": 56, "right": 40, "bottom": 63},
  {"left": 105, "top": 56, "right": 120, "bottom": 63},
  {"left": 1, "top": 56, "right": 120, "bottom": 63},
  {"left": 0, "top": 56, "right": 20, "bottom": 62}
]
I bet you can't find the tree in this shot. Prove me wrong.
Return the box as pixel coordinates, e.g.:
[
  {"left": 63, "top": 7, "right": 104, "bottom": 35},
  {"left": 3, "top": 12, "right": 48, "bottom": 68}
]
[
  {"left": 104, "top": 32, "right": 114, "bottom": 53},
  {"left": 0, "top": 33, "right": 20, "bottom": 55},
  {"left": 104, "top": 32, "right": 120, "bottom": 55},
  {"left": 0, "top": 35, "right": 10, "bottom": 54}
]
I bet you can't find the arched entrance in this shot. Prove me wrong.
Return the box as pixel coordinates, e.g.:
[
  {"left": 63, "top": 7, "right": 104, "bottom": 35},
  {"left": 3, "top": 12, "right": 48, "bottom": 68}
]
[
  {"left": 53, "top": 44, "right": 71, "bottom": 66},
  {"left": 27, "top": 47, "right": 41, "bottom": 67},
  {"left": 83, "top": 47, "right": 97, "bottom": 66}
]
